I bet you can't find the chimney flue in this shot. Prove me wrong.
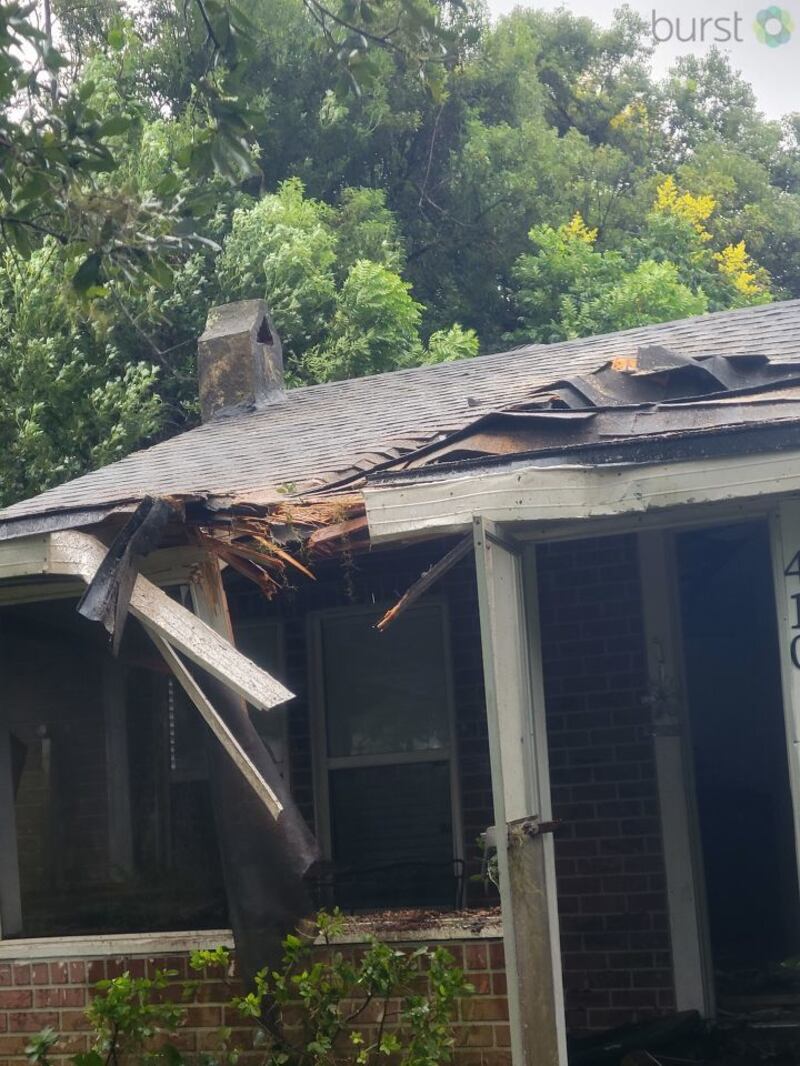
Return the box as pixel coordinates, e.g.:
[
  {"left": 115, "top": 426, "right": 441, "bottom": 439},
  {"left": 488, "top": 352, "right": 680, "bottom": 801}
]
[{"left": 198, "top": 300, "right": 284, "bottom": 422}]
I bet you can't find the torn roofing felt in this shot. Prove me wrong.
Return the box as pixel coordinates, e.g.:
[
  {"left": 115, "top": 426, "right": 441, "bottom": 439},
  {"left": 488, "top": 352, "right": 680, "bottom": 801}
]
[{"left": 6, "top": 299, "right": 800, "bottom": 538}]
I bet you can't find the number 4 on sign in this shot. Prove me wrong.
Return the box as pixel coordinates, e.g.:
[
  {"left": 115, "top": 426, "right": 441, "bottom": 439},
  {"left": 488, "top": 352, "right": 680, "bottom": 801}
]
[{"left": 785, "top": 551, "right": 800, "bottom": 580}]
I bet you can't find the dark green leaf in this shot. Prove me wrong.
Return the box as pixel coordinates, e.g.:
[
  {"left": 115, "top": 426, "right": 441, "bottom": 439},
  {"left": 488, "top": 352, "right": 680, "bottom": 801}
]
[
  {"left": 98, "top": 115, "right": 133, "bottom": 137},
  {"left": 72, "top": 252, "right": 102, "bottom": 293}
]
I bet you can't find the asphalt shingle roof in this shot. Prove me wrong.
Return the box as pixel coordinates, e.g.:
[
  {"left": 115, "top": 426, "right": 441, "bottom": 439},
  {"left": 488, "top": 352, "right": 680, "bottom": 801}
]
[{"left": 4, "top": 299, "right": 800, "bottom": 529}]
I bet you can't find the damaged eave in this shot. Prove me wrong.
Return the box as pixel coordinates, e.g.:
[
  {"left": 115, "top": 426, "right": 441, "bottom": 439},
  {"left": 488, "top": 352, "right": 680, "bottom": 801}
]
[
  {"left": 364, "top": 442, "right": 800, "bottom": 544},
  {"left": 0, "top": 527, "right": 293, "bottom": 713}
]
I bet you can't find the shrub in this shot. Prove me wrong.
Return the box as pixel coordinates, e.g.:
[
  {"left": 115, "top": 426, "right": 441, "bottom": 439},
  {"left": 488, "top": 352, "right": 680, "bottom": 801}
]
[{"left": 25, "top": 911, "right": 472, "bottom": 1066}]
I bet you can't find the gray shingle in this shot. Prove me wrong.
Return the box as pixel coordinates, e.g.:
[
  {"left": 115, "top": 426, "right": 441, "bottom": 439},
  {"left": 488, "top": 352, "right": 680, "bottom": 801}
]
[{"left": 3, "top": 299, "right": 800, "bottom": 526}]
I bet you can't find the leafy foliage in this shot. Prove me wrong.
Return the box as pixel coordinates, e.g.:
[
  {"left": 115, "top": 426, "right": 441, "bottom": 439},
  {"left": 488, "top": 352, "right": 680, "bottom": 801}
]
[
  {"left": 3, "top": 1, "right": 800, "bottom": 506},
  {"left": 24, "top": 913, "right": 472, "bottom": 1066},
  {"left": 0, "top": 243, "right": 162, "bottom": 504},
  {"left": 510, "top": 178, "right": 772, "bottom": 343}
]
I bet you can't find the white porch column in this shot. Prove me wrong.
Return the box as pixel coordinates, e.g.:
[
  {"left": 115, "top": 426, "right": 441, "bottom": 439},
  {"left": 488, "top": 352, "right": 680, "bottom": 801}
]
[
  {"left": 637, "top": 530, "right": 713, "bottom": 1017},
  {"left": 768, "top": 500, "right": 800, "bottom": 890},
  {"left": 473, "top": 517, "right": 567, "bottom": 1066}
]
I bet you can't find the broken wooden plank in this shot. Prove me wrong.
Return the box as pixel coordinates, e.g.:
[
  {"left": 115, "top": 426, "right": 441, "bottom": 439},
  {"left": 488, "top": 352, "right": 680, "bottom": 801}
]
[
  {"left": 146, "top": 629, "right": 283, "bottom": 820},
  {"left": 78, "top": 497, "right": 177, "bottom": 654},
  {"left": 50, "top": 531, "right": 293, "bottom": 712},
  {"left": 307, "top": 514, "right": 370, "bottom": 551},
  {"left": 376, "top": 534, "right": 472, "bottom": 632}
]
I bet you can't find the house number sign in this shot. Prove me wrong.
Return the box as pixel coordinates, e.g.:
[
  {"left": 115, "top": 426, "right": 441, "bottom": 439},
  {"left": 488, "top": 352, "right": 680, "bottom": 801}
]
[{"left": 785, "top": 551, "right": 800, "bottom": 669}]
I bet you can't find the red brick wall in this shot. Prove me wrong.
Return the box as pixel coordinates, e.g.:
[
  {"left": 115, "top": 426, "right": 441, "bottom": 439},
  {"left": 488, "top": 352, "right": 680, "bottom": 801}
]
[
  {"left": 0, "top": 938, "right": 508, "bottom": 1066},
  {"left": 538, "top": 535, "right": 674, "bottom": 1032}
]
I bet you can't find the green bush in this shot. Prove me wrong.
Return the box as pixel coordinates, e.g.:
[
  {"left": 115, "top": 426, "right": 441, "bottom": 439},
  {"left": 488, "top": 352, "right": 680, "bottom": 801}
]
[{"left": 25, "top": 912, "right": 472, "bottom": 1066}]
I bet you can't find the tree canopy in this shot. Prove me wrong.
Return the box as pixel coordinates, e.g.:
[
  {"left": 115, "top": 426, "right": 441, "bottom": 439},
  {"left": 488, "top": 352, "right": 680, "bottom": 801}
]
[{"left": 1, "top": 1, "right": 799, "bottom": 504}]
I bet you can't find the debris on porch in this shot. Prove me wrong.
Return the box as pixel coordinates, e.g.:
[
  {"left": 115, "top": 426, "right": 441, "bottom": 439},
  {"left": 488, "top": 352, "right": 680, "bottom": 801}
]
[
  {"left": 569, "top": 998, "right": 800, "bottom": 1065},
  {"left": 567, "top": 964, "right": 800, "bottom": 1065},
  {"left": 311, "top": 904, "right": 502, "bottom": 943}
]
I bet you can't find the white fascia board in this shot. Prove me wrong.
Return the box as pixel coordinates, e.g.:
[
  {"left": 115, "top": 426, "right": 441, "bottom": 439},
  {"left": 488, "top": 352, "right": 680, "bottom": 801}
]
[{"left": 365, "top": 448, "right": 800, "bottom": 543}]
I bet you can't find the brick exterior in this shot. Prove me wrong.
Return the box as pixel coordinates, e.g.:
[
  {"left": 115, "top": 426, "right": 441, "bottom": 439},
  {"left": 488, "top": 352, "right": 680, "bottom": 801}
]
[
  {"left": 0, "top": 939, "right": 509, "bottom": 1066},
  {"left": 538, "top": 535, "right": 673, "bottom": 1032},
  {"left": 4, "top": 531, "right": 675, "bottom": 1038}
]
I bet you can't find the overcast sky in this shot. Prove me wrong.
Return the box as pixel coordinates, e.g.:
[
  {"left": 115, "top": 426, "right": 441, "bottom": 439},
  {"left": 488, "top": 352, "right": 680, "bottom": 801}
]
[{"left": 484, "top": 0, "right": 799, "bottom": 119}]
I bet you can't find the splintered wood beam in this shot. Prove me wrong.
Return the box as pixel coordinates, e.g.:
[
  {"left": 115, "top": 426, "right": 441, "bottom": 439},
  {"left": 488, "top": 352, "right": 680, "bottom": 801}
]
[
  {"left": 146, "top": 630, "right": 283, "bottom": 820},
  {"left": 189, "top": 554, "right": 319, "bottom": 984},
  {"left": 49, "top": 531, "right": 293, "bottom": 712},
  {"left": 376, "top": 534, "right": 472, "bottom": 632}
]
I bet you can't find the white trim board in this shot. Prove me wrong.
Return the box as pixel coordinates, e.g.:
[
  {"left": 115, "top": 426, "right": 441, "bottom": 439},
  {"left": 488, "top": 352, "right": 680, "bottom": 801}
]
[
  {"left": 0, "top": 929, "right": 235, "bottom": 961},
  {"left": 0, "top": 919, "right": 504, "bottom": 962},
  {"left": 365, "top": 449, "right": 800, "bottom": 543},
  {"left": 0, "top": 538, "right": 206, "bottom": 588},
  {"left": 769, "top": 500, "right": 800, "bottom": 893}
]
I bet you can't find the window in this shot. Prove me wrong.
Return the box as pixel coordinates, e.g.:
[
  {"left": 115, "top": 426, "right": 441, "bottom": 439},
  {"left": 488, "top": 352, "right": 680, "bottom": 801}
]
[{"left": 310, "top": 602, "right": 461, "bottom": 910}]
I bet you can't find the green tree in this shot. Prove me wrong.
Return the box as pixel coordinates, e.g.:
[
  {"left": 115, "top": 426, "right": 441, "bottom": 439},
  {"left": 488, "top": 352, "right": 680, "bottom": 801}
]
[
  {"left": 510, "top": 179, "right": 771, "bottom": 343},
  {"left": 0, "top": 244, "right": 162, "bottom": 505},
  {"left": 5, "top": 0, "right": 800, "bottom": 510},
  {"left": 218, "top": 178, "right": 476, "bottom": 383}
]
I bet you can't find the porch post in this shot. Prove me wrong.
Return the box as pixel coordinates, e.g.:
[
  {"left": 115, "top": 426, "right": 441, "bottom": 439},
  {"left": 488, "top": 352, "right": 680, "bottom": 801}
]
[
  {"left": 0, "top": 702, "right": 22, "bottom": 937},
  {"left": 637, "top": 531, "right": 713, "bottom": 1016},
  {"left": 768, "top": 500, "right": 800, "bottom": 889},
  {"left": 473, "top": 517, "right": 567, "bottom": 1066}
]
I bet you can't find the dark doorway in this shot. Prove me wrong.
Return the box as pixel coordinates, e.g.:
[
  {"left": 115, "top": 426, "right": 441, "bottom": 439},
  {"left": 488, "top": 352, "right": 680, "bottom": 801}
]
[{"left": 676, "top": 521, "right": 800, "bottom": 977}]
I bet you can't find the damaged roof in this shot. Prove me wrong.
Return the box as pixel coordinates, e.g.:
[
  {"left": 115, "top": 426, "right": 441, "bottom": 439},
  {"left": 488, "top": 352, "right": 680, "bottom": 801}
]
[
  {"left": 385, "top": 344, "right": 800, "bottom": 472},
  {"left": 4, "top": 299, "right": 800, "bottom": 537}
]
